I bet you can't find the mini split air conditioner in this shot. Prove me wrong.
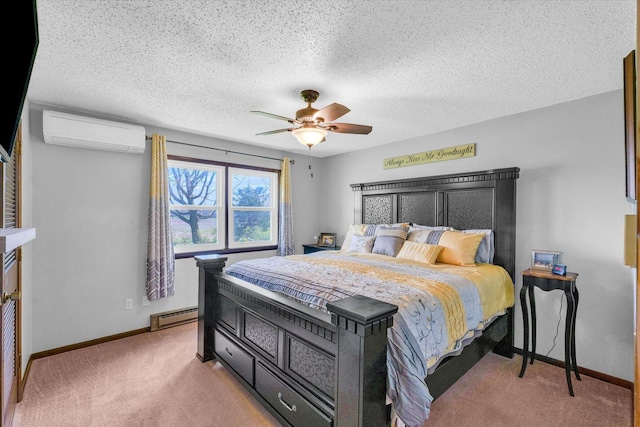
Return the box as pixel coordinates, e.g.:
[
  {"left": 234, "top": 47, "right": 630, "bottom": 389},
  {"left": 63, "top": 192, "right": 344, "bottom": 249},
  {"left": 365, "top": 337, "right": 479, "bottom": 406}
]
[{"left": 42, "top": 110, "right": 146, "bottom": 153}]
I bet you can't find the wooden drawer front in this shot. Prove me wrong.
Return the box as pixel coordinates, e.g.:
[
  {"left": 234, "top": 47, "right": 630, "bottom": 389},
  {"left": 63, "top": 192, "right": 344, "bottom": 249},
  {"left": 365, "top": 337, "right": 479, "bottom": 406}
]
[
  {"left": 256, "top": 362, "right": 332, "bottom": 427},
  {"left": 218, "top": 296, "right": 237, "bottom": 332},
  {"left": 215, "top": 330, "right": 254, "bottom": 386}
]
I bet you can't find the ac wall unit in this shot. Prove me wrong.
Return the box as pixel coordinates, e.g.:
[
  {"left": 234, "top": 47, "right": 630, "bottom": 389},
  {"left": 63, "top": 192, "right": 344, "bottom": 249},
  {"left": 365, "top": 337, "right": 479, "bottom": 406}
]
[{"left": 42, "top": 110, "right": 146, "bottom": 153}]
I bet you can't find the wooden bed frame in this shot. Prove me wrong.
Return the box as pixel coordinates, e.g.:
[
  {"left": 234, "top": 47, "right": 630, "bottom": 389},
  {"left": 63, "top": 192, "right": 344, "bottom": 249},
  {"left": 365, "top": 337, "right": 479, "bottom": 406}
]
[{"left": 196, "top": 167, "right": 519, "bottom": 427}]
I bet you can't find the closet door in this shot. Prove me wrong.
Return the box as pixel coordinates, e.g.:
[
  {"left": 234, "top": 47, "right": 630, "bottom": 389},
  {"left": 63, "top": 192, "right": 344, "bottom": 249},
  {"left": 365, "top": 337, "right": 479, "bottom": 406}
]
[{"left": 0, "top": 129, "right": 22, "bottom": 427}]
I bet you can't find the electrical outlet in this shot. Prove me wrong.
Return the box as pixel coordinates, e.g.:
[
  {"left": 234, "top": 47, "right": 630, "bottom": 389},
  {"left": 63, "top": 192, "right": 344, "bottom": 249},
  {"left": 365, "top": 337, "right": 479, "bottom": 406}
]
[
  {"left": 125, "top": 298, "right": 133, "bottom": 310},
  {"left": 142, "top": 296, "right": 150, "bottom": 306}
]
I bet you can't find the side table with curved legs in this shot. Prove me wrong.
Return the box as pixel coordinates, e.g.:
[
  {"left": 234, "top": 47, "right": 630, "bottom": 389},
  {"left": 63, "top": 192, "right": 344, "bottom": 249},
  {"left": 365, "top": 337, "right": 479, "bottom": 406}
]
[{"left": 519, "top": 268, "right": 580, "bottom": 396}]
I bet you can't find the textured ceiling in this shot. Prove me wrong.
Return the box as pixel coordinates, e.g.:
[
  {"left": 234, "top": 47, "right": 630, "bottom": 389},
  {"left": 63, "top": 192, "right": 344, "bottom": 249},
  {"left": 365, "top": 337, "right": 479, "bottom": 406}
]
[{"left": 28, "top": 1, "right": 636, "bottom": 158}]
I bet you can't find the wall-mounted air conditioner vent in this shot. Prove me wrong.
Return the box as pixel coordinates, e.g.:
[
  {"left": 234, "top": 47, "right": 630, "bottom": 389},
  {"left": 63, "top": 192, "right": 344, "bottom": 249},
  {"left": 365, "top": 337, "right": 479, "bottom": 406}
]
[{"left": 42, "top": 110, "right": 146, "bottom": 153}]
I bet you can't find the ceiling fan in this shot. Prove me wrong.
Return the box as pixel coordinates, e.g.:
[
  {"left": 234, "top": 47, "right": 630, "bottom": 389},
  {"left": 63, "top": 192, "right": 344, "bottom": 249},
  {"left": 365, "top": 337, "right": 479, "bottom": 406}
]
[{"left": 251, "top": 90, "right": 372, "bottom": 149}]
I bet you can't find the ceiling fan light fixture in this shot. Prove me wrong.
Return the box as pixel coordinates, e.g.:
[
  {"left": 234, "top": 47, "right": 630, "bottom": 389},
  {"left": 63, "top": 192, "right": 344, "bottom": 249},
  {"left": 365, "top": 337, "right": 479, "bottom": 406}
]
[{"left": 292, "top": 126, "right": 327, "bottom": 148}]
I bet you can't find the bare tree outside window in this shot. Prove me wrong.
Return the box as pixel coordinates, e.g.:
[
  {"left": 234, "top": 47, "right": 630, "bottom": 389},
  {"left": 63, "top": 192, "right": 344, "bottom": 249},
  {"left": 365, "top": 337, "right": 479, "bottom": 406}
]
[{"left": 168, "top": 166, "right": 218, "bottom": 245}]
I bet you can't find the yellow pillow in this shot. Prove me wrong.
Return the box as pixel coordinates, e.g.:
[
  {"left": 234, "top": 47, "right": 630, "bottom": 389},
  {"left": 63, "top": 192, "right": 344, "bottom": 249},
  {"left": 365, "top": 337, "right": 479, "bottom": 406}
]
[
  {"left": 437, "top": 231, "right": 484, "bottom": 266},
  {"left": 396, "top": 241, "right": 443, "bottom": 264}
]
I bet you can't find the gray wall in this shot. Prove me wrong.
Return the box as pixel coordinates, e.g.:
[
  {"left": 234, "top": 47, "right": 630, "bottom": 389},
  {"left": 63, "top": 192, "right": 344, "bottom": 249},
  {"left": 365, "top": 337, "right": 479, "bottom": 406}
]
[
  {"left": 318, "top": 90, "right": 635, "bottom": 381},
  {"left": 21, "top": 90, "right": 634, "bottom": 383},
  {"left": 24, "top": 104, "right": 320, "bottom": 356}
]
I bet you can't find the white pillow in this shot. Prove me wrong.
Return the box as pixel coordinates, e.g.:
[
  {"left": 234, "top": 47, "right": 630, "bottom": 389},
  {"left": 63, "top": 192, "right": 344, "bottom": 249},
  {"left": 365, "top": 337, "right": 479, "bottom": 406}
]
[
  {"left": 341, "top": 224, "right": 376, "bottom": 251},
  {"left": 348, "top": 234, "right": 376, "bottom": 253},
  {"left": 407, "top": 227, "right": 434, "bottom": 243}
]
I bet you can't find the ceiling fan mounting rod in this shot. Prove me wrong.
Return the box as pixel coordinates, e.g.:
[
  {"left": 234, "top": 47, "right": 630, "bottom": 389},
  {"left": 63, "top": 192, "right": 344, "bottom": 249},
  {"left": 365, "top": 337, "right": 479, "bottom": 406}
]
[
  {"left": 300, "top": 89, "right": 319, "bottom": 105},
  {"left": 297, "top": 90, "right": 320, "bottom": 120}
]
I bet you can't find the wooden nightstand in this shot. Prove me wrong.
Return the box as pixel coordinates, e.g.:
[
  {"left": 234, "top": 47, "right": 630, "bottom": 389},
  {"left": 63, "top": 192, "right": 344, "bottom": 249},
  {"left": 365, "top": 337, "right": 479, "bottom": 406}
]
[
  {"left": 519, "top": 268, "right": 580, "bottom": 396},
  {"left": 302, "top": 244, "right": 341, "bottom": 254}
]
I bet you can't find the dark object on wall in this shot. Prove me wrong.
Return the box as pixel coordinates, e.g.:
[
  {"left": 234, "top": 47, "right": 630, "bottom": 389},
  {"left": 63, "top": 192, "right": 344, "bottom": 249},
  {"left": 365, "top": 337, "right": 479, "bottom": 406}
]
[
  {"left": 4, "top": 0, "right": 39, "bottom": 162},
  {"left": 623, "top": 50, "right": 636, "bottom": 202}
]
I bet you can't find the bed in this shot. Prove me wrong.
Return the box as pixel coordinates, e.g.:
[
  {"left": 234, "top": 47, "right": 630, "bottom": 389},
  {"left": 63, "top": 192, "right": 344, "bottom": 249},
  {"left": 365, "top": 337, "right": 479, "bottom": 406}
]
[{"left": 196, "top": 167, "right": 519, "bottom": 427}]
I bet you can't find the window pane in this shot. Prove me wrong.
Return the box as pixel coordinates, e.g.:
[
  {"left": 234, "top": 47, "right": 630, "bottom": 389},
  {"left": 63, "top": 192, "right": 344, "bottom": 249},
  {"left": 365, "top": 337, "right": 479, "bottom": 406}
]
[
  {"left": 168, "top": 167, "right": 217, "bottom": 206},
  {"left": 233, "top": 211, "right": 271, "bottom": 243},
  {"left": 232, "top": 173, "right": 271, "bottom": 207},
  {"left": 171, "top": 209, "right": 218, "bottom": 245}
]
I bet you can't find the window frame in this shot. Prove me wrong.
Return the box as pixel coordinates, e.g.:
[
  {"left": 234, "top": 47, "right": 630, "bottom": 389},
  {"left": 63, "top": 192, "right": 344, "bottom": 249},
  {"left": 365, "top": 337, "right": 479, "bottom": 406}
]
[
  {"left": 228, "top": 167, "right": 279, "bottom": 249},
  {"left": 167, "top": 155, "right": 280, "bottom": 259},
  {"left": 168, "top": 159, "right": 225, "bottom": 254}
]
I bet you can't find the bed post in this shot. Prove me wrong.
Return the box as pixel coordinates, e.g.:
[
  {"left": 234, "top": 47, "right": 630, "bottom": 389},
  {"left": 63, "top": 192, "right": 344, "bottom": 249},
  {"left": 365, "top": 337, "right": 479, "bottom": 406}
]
[
  {"left": 327, "top": 295, "right": 398, "bottom": 427},
  {"left": 195, "top": 254, "right": 228, "bottom": 362}
]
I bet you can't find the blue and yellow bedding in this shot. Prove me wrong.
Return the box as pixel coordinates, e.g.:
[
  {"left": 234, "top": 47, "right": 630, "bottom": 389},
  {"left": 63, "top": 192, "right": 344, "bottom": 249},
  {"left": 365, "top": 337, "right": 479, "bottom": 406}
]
[{"left": 225, "top": 251, "right": 514, "bottom": 426}]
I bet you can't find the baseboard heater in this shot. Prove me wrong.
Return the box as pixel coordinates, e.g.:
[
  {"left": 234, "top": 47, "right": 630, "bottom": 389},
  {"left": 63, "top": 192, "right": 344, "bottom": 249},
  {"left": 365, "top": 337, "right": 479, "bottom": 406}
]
[{"left": 150, "top": 306, "right": 198, "bottom": 331}]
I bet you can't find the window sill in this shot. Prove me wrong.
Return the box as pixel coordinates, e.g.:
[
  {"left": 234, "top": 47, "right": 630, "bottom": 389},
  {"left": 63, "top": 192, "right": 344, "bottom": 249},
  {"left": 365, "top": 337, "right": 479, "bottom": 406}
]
[{"left": 174, "top": 245, "right": 278, "bottom": 259}]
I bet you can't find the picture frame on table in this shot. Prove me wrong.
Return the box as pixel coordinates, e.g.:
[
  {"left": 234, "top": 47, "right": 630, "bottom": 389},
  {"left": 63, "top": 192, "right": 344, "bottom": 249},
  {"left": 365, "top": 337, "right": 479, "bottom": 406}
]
[
  {"left": 318, "top": 232, "right": 337, "bottom": 247},
  {"left": 531, "top": 250, "right": 563, "bottom": 272}
]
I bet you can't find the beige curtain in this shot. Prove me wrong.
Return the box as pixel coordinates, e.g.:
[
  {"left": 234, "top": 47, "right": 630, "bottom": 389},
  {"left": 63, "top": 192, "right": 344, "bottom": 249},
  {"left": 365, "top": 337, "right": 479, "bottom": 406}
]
[
  {"left": 146, "top": 134, "right": 175, "bottom": 300},
  {"left": 277, "top": 157, "right": 294, "bottom": 255}
]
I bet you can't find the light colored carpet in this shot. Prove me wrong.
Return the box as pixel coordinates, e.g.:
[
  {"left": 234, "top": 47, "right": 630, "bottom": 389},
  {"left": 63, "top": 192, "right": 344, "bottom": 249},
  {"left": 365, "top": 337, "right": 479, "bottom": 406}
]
[
  {"left": 13, "top": 322, "right": 632, "bottom": 427},
  {"left": 14, "top": 323, "right": 279, "bottom": 427},
  {"left": 427, "top": 351, "right": 633, "bottom": 427}
]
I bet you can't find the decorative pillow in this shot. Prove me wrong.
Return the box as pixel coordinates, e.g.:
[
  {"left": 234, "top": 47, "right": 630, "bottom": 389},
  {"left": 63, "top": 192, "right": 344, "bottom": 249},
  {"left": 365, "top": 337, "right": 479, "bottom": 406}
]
[
  {"left": 396, "top": 241, "right": 443, "bottom": 264},
  {"left": 341, "top": 224, "right": 376, "bottom": 251},
  {"left": 342, "top": 223, "right": 408, "bottom": 252},
  {"left": 374, "top": 223, "right": 410, "bottom": 235},
  {"left": 407, "top": 227, "right": 433, "bottom": 243},
  {"left": 425, "top": 229, "right": 449, "bottom": 245},
  {"left": 372, "top": 226, "right": 408, "bottom": 257},
  {"left": 347, "top": 234, "right": 376, "bottom": 253},
  {"left": 436, "top": 230, "right": 484, "bottom": 266},
  {"left": 462, "top": 229, "right": 495, "bottom": 264}
]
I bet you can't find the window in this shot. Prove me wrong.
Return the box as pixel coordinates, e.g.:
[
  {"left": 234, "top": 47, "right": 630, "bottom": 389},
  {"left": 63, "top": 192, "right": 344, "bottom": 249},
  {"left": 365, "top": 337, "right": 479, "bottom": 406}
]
[
  {"left": 167, "top": 156, "right": 278, "bottom": 256},
  {"left": 229, "top": 167, "right": 278, "bottom": 249}
]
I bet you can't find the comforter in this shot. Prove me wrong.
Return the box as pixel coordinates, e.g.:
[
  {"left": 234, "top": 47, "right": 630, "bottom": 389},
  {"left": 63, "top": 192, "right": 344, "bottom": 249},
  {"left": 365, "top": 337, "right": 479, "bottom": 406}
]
[{"left": 225, "top": 251, "right": 514, "bottom": 426}]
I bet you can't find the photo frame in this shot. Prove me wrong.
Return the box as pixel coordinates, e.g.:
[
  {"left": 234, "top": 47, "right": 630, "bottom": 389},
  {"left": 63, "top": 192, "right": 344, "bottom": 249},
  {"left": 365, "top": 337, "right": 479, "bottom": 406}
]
[
  {"left": 531, "top": 250, "right": 563, "bottom": 272},
  {"left": 318, "top": 232, "right": 337, "bottom": 247},
  {"left": 623, "top": 50, "right": 636, "bottom": 202}
]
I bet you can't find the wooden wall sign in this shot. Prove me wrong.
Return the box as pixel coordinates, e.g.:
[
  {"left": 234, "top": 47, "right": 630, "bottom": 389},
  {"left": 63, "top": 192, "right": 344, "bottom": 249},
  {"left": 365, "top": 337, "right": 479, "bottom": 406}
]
[{"left": 383, "top": 143, "right": 476, "bottom": 170}]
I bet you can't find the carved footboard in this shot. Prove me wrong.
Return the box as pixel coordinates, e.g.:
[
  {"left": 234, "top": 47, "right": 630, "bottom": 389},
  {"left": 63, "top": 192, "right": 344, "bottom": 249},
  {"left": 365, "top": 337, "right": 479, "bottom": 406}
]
[
  {"left": 196, "top": 254, "right": 398, "bottom": 427},
  {"left": 196, "top": 168, "right": 519, "bottom": 426}
]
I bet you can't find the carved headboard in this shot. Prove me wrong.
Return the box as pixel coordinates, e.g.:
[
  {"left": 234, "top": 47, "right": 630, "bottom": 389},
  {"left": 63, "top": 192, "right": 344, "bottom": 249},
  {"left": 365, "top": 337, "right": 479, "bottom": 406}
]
[{"left": 350, "top": 167, "right": 520, "bottom": 279}]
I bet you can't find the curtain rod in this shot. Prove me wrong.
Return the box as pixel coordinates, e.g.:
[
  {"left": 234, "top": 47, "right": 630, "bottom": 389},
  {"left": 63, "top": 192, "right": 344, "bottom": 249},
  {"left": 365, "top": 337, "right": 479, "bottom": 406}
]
[{"left": 145, "top": 135, "right": 295, "bottom": 164}]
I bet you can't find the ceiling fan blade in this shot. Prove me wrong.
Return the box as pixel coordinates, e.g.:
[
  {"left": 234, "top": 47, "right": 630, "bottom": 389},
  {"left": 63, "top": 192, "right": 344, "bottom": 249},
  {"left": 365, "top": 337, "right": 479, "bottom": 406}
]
[
  {"left": 256, "top": 128, "right": 292, "bottom": 135},
  {"left": 251, "top": 111, "right": 297, "bottom": 123},
  {"left": 313, "top": 103, "right": 350, "bottom": 123},
  {"left": 324, "top": 123, "right": 372, "bottom": 135}
]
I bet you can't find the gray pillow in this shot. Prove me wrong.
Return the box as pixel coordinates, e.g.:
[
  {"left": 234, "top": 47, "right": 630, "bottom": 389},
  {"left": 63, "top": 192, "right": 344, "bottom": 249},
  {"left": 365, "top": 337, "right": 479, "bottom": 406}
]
[{"left": 372, "top": 226, "right": 408, "bottom": 257}]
